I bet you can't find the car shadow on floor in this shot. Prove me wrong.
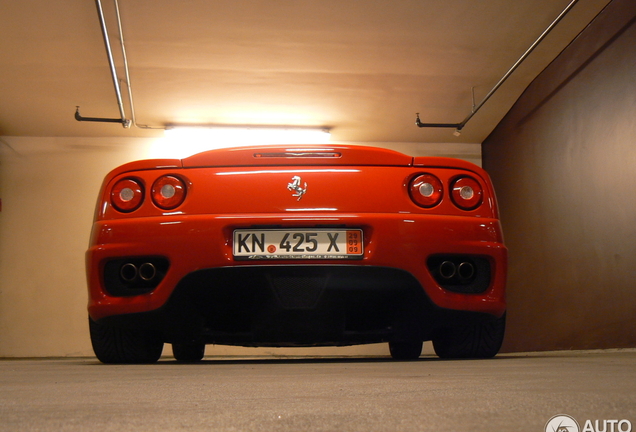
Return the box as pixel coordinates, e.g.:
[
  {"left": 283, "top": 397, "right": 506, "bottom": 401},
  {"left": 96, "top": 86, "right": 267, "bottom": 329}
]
[{"left": 77, "top": 353, "right": 544, "bottom": 366}]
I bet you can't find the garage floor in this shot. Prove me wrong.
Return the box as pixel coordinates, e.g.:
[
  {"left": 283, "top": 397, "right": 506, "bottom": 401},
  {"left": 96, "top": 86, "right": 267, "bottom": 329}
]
[{"left": 1, "top": 349, "right": 634, "bottom": 431}]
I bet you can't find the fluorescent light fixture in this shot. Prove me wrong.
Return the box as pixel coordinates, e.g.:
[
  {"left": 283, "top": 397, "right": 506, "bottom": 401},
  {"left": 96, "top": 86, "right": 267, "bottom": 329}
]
[
  {"left": 165, "top": 125, "right": 330, "bottom": 145},
  {"left": 150, "top": 125, "right": 331, "bottom": 159}
]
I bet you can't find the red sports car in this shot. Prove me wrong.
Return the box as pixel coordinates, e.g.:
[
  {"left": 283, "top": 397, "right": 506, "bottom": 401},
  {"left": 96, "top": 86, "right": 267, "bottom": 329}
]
[{"left": 86, "top": 145, "right": 506, "bottom": 363}]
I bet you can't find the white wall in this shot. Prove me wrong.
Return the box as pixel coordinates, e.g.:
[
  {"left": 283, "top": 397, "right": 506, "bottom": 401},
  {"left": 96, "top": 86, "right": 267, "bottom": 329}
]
[{"left": 0, "top": 136, "right": 480, "bottom": 357}]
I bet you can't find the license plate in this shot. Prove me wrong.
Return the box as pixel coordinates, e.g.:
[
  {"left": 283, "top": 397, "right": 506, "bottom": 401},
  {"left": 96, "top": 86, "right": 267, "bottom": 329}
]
[{"left": 233, "top": 229, "right": 363, "bottom": 260}]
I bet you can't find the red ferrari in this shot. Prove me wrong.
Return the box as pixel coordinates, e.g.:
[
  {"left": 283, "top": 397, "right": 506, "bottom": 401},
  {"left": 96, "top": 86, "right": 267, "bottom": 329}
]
[{"left": 86, "top": 145, "right": 506, "bottom": 363}]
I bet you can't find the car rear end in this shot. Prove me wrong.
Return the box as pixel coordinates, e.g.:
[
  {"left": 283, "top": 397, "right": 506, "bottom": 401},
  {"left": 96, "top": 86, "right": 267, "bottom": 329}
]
[{"left": 86, "top": 145, "right": 506, "bottom": 362}]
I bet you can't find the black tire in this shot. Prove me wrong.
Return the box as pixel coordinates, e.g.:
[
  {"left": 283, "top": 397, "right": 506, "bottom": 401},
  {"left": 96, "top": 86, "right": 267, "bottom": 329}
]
[
  {"left": 89, "top": 317, "right": 164, "bottom": 364},
  {"left": 172, "top": 343, "right": 205, "bottom": 362},
  {"left": 389, "top": 340, "right": 423, "bottom": 360},
  {"left": 432, "top": 313, "right": 506, "bottom": 359}
]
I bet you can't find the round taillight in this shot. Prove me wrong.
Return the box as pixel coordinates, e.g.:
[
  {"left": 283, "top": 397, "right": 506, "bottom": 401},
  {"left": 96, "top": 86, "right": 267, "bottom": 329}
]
[
  {"left": 111, "top": 178, "right": 144, "bottom": 212},
  {"left": 151, "top": 175, "right": 187, "bottom": 210},
  {"left": 451, "top": 176, "right": 483, "bottom": 210},
  {"left": 409, "top": 174, "right": 443, "bottom": 208}
]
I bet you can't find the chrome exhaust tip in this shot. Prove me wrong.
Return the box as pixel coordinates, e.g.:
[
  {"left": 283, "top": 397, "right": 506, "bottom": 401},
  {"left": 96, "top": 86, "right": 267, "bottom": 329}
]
[
  {"left": 120, "top": 263, "right": 138, "bottom": 282},
  {"left": 138, "top": 262, "right": 157, "bottom": 281},
  {"left": 458, "top": 262, "right": 475, "bottom": 281},
  {"left": 439, "top": 261, "right": 457, "bottom": 279}
]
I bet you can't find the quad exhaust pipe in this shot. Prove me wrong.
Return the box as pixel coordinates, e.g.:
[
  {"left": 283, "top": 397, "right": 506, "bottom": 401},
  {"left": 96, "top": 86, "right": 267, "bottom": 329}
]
[
  {"left": 438, "top": 260, "right": 475, "bottom": 282},
  {"left": 120, "top": 262, "right": 158, "bottom": 282},
  {"left": 104, "top": 257, "right": 168, "bottom": 296},
  {"left": 427, "top": 255, "right": 490, "bottom": 294}
]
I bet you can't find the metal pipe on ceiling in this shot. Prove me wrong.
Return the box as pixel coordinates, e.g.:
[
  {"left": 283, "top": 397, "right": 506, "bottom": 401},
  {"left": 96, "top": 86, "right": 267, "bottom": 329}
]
[
  {"left": 75, "top": 0, "right": 131, "bottom": 127},
  {"left": 416, "top": 0, "right": 581, "bottom": 134},
  {"left": 113, "top": 0, "right": 135, "bottom": 127},
  {"left": 113, "top": 0, "right": 162, "bottom": 130}
]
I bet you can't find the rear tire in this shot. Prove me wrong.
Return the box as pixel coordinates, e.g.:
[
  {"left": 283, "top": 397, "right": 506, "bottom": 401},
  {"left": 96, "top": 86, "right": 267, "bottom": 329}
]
[
  {"left": 89, "top": 317, "right": 163, "bottom": 364},
  {"left": 432, "top": 313, "right": 506, "bottom": 359},
  {"left": 172, "top": 343, "right": 205, "bottom": 362},
  {"left": 389, "top": 340, "right": 423, "bottom": 360}
]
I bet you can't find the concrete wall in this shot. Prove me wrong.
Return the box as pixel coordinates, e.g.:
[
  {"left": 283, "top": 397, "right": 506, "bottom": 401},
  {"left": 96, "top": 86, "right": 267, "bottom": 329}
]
[
  {"left": 0, "top": 137, "right": 479, "bottom": 357},
  {"left": 483, "top": 0, "right": 636, "bottom": 352}
]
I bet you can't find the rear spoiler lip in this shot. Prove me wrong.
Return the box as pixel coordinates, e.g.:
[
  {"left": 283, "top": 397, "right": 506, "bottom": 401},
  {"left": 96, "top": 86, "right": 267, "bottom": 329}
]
[
  {"left": 101, "top": 147, "right": 486, "bottom": 178},
  {"left": 413, "top": 156, "right": 483, "bottom": 173},
  {"left": 102, "top": 159, "right": 183, "bottom": 181},
  {"left": 181, "top": 145, "right": 414, "bottom": 168}
]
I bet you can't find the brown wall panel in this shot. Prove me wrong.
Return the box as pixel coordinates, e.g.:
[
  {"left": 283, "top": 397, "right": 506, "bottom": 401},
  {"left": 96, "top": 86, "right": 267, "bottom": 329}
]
[{"left": 483, "top": 0, "right": 636, "bottom": 352}]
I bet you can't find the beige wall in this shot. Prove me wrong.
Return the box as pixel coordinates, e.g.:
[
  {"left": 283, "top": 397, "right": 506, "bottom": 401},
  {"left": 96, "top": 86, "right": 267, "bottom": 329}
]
[
  {"left": 0, "top": 138, "right": 150, "bottom": 357},
  {"left": 483, "top": 0, "right": 636, "bottom": 352},
  {"left": 0, "top": 136, "right": 479, "bottom": 357}
]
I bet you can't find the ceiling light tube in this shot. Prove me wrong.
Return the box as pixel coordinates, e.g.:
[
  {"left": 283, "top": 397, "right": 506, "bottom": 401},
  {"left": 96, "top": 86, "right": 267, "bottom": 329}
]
[
  {"left": 154, "top": 125, "right": 331, "bottom": 159},
  {"left": 164, "top": 125, "right": 330, "bottom": 145}
]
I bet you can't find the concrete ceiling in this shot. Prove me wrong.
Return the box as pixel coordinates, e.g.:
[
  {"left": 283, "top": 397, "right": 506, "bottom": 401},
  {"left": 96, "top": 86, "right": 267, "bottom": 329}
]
[{"left": 0, "top": 0, "right": 612, "bottom": 144}]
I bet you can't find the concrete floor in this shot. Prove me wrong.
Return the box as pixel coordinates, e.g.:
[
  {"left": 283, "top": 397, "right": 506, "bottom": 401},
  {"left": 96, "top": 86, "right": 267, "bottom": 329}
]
[{"left": 1, "top": 350, "right": 634, "bottom": 432}]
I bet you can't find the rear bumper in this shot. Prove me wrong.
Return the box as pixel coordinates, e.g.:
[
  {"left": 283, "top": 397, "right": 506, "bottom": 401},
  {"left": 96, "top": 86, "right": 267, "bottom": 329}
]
[{"left": 87, "top": 212, "right": 506, "bottom": 321}]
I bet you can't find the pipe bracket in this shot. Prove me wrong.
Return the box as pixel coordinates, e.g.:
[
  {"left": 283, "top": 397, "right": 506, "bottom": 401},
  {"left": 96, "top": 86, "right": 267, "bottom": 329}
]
[{"left": 75, "top": 107, "right": 131, "bottom": 128}]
